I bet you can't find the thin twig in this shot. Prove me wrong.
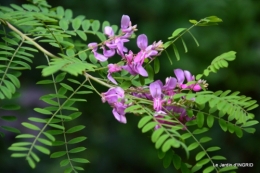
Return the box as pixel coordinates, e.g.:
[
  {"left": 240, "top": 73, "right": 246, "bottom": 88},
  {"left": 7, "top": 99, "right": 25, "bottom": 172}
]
[{"left": 1, "top": 19, "right": 59, "bottom": 59}]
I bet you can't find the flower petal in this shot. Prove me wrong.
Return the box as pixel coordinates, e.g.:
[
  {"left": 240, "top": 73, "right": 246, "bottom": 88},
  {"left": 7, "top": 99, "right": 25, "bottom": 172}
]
[
  {"left": 107, "top": 73, "right": 117, "bottom": 85},
  {"left": 149, "top": 80, "right": 163, "bottom": 98},
  {"left": 121, "top": 15, "right": 130, "bottom": 29},
  {"left": 136, "top": 65, "right": 148, "bottom": 77},
  {"left": 164, "top": 77, "right": 177, "bottom": 90},
  {"left": 137, "top": 34, "right": 148, "bottom": 50},
  {"left": 102, "top": 47, "right": 115, "bottom": 57},
  {"left": 88, "top": 42, "right": 98, "bottom": 51},
  {"left": 192, "top": 84, "right": 201, "bottom": 91},
  {"left": 184, "top": 70, "right": 193, "bottom": 82},
  {"left": 112, "top": 103, "right": 127, "bottom": 124},
  {"left": 174, "top": 69, "right": 185, "bottom": 84},
  {"left": 122, "top": 65, "right": 136, "bottom": 75},
  {"left": 93, "top": 52, "right": 108, "bottom": 62},
  {"left": 104, "top": 26, "right": 114, "bottom": 37}
]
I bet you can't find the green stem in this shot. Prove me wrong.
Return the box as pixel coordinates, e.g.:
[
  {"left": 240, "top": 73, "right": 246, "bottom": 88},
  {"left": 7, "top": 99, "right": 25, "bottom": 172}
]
[
  {"left": 84, "top": 72, "right": 113, "bottom": 88},
  {"left": 26, "top": 77, "right": 88, "bottom": 161},
  {"left": 44, "top": 54, "right": 77, "bottom": 172},
  {"left": 0, "top": 37, "right": 24, "bottom": 88},
  {"left": 0, "top": 19, "right": 59, "bottom": 59}
]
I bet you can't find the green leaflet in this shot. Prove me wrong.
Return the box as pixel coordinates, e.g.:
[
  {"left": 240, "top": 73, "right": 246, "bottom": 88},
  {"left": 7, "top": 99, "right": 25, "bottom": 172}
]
[
  {"left": 151, "top": 128, "right": 164, "bottom": 143},
  {"left": 34, "top": 145, "right": 50, "bottom": 155},
  {"left": 203, "top": 166, "right": 215, "bottom": 173},
  {"left": 172, "top": 154, "right": 181, "bottom": 169},
  {"left": 0, "top": 126, "right": 20, "bottom": 133},
  {"left": 50, "top": 151, "right": 66, "bottom": 158},
  {"left": 76, "top": 30, "right": 87, "bottom": 41},
  {"left": 22, "top": 122, "right": 40, "bottom": 131},
  {"left": 155, "top": 134, "right": 169, "bottom": 149},
  {"left": 196, "top": 51, "right": 236, "bottom": 80},
  {"left": 191, "top": 164, "right": 203, "bottom": 172},
  {"left": 72, "top": 18, "right": 81, "bottom": 30},
  {"left": 68, "top": 136, "right": 87, "bottom": 144},
  {"left": 1, "top": 104, "right": 20, "bottom": 110},
  {"left": 207, "top": 115, "right": 214, "bottom": 128},
  {"left": 196, "top": 158, "right": 210, "bottom": 166},
  {"left": 69, "top": 147, "right": 86, "bottom": 153},
  {"left": 91, "top": 20, "right": 100, "bottom": 32},
  {"left": 154, "top": 58, "right": 160, "bottom": 74},
  {"left": 43, "top": 132, "right": 55, "bottom": 142},
  {"left": 196, "top": 151, "right": 206, "bottom": 161},
  {"left": 37, "top": 138, "right": 52, "bottom": 146},
  {"left": 173, "top": 44, "right": 180, "bottom": 61},
  {"left": 137, "top": 116, "right": 152, "bottom": 128},
  {"left": 187, "top": 142, "right": 199, "bottom": 151},
  {"left": 211, "top": 155, "right": 226, "bottom": 160},
  {"left": 60, "top": 159, "right": 69, "bottom": 167},
  {"left": 1, "top": 115, "right": 17, "bottom": 121},
  {"left": 193, "top": 127, "right": 208, "bottom": 135},
  {"left": 42, "top": 57, "right": 96, "bottom": 76},
  {"left": 162, "top": 138, "right": 180, "bottom": 152},
  {"left": 71, "top": 158, "right": 89, "bottom": 163},
  {"left": 142, "top": 122, "right": 157, "bottom": 133},
  {"left": 168, "top": 28, "right": 187, "bottom": 39},
  {"left": 82, "top": 20, "right": 90, "bottom": 31},
  {"left": 27, "top": 157, "right": 36, "bottom": 169},
  {"left": 124, "top": 104, "right": 146, "bottom": 114},
  {"left": 199, "top": 137, "right": 212, "bottom": 143},
  {"left": 206, "top": 146, "right": 221, "bottom": 152},
  {"left": 66, "top": 125, "right": 85, "bottom": 133},
  {"left": 1, "top": 3, "right": 257, "bottom": 173},
  {"left": 163, "top": 151, "right": 172, "bottom": 168},
  {"left": 34, "top": 108, "right": 53, "bottom": 115},
  {"left": 197, "top": 112, "right": 204, "bottom": 128}
]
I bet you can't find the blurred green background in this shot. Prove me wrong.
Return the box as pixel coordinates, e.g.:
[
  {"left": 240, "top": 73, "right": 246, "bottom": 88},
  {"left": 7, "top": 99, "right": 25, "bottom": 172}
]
[{"left": 0, "top": 0, "right": 260, "bottom": 173}]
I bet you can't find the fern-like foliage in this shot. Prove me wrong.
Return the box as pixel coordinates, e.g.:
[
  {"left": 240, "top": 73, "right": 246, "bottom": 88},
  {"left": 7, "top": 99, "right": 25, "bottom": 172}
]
[
  {"left": 0, "top": 0, "right": 118, "bottom": 171},
  {"left": 8, "top": 68, "right": 94, "bottom": 171},
  {"left": 124, "top": 51, "right": 258, "bottom": 173},
  {"left": 196, "top": 51, "right": 237, "bottom": 80},
  {"left": 0, "top": 1, "right": 258, "bottom": 173},
  {"left": 133, "top": 89, "right": 258, "bottom": 173},
  {"left": 162, "top": 16, "right": 222, "bottom": 62},
  {"left": 0, "top": 15, "right": 38, "bottom": 136}
]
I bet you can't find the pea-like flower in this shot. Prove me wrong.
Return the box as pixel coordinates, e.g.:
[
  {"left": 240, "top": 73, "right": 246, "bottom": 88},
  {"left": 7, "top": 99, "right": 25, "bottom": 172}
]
[
  {"left": 122, "top": 51, "right": 148, "bottom": 77},
  {"left": 149, "top": 80, "right": 164, "bottom": 111},
  {"left": 121, "top": 15, "right": 137, "bottom": 38},
  {"left": 174, "top": 69, "right": 201, "bottom": 91},
  {"left": 101, "top": 87, "right": 127, "bottom": 124},
  {"left": 88, "top": 42, "right": 109, "bottom": 62},
  {"left": 137, "top": 34, "right": 158, "bottom": 59},
  {"left": 101, "top": 87, "right": 124, "bottom": 104},
  {"left": 107, "top": 64, "right": 122, "bottom": 84}
]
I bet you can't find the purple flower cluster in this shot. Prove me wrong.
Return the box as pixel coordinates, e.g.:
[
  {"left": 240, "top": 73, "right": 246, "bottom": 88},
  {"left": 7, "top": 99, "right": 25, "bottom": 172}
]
[
  {"left": 91, "top": 15, "right": 207, "bottom": 128},
  {"left": 88, "top": 15, "right": 163, "bottom": 85},
  {"left": 101, "top": 87, "right": 127, "bottom": 124},
  {"left": 101, "top": 68, "right": 207, "bottom": 128}
]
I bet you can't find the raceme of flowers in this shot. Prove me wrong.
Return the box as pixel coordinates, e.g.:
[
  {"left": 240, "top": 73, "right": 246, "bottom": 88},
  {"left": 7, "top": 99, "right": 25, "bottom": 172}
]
[
  {"left": 89, "top": 15, "right": 207, "bottom": 129},
  {"left": 102, "top": 68, "right": 208, "bottom": 129},
  {"left": 88, "top": 15, "right": 163, "bottom": 85}
]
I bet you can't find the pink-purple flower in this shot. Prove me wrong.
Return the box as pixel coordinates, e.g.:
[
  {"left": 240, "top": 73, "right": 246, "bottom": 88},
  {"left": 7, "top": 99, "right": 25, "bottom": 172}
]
[
  {"left": 149, "top": 80, "right": 164, "bottom": 112},
  {"left": 94, "top": 14, "right": 202, "bottom": 129},
  {"left": 137, "top": 34, "right": 158, "bottom": 59},
  {"left": 107, "top": 64, "right": 122, "bottom": 84},
  {"left": 121, "top": 15, "right": 137, "bottom": 38},
  {"left": 122, "top": 51, "right": 148, "bottom": 77},
  {"left": 102, "top": 87, "right": 124, "bottom": 104},
  {"left": 174, "top": 69, "right": 201, "bottom": 91},
  {"left": 101, "top": 87, "right": 128, "bottom": 124}
]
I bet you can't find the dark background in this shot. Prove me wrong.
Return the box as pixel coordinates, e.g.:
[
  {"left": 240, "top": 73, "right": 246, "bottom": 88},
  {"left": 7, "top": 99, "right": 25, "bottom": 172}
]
[{"left": 0, "top": 0, "right": 260, "bottom": 173}]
